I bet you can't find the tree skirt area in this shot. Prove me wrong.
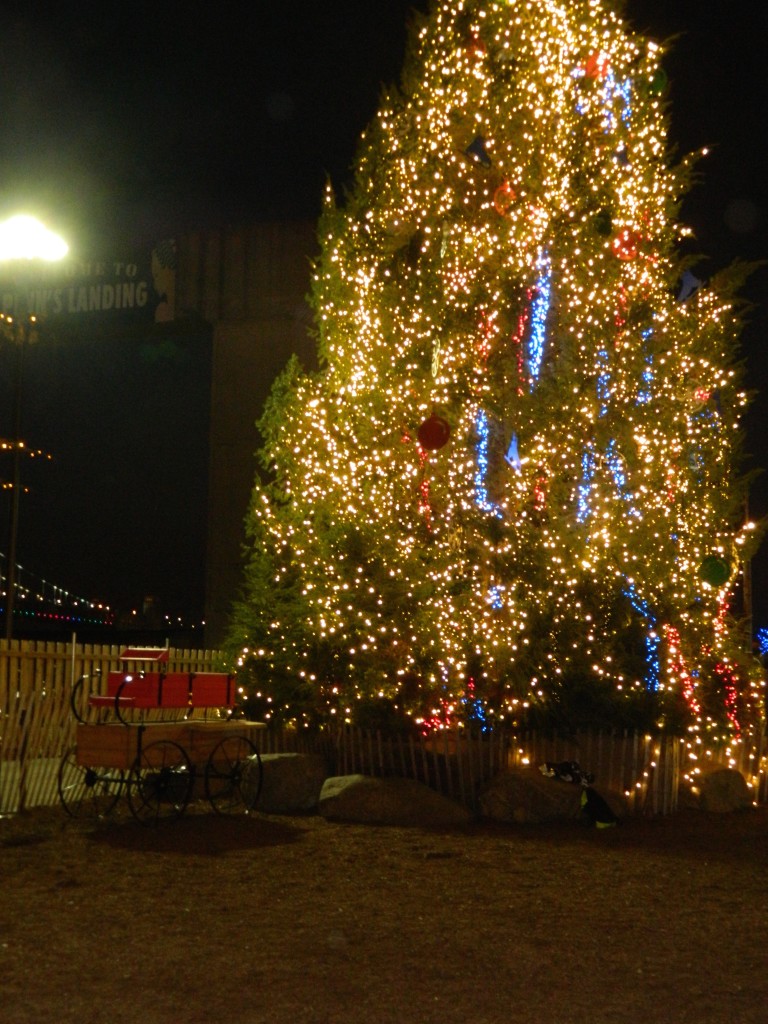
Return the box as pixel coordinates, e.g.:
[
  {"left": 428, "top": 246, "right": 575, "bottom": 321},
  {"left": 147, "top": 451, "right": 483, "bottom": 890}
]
[{"left": 1, "top": 804, "right": 767, "bottom": 1024}]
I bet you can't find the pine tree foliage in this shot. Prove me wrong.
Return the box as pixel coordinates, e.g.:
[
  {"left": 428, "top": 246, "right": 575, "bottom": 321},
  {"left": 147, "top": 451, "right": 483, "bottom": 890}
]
[{"left": 229, "top": 0, "right": 764, "bottom": 738}]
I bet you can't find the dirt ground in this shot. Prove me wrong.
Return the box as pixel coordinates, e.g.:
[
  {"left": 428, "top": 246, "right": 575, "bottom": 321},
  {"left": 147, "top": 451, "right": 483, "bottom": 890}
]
[{"left": 1, "top": 802, "right": 767, "bottom": 1024}]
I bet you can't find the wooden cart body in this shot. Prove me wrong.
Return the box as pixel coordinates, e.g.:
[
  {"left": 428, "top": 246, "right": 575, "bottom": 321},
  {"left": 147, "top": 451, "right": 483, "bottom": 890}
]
[
  {"left": 58, "top": 647, "right": 265, "bottom": 822},
  {"left": 75, "top": 720, "right": 265, "bottom": 770}
]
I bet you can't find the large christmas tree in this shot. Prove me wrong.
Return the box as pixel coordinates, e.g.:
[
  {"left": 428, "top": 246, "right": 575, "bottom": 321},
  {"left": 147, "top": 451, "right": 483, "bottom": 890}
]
[{"left": 229, "top": 0, "right": 764, "bottom": 739}]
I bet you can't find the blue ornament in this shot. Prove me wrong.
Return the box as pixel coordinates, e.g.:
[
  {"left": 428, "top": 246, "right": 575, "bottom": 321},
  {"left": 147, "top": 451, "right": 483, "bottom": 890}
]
[
  {"left": 677, "top": 270, "right": 702, "bottom": 302},
  {"left": 505, "top": 433, "right": 521, "bottom": 470},
  {"left": 465, "top": 135, "right": 492, "bottom": 168}
]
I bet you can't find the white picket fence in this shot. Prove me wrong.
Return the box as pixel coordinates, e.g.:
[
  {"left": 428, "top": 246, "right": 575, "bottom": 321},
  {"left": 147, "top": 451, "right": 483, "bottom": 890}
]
[{"left": 2, "top": 638, "right": 766, "bottom": 815}]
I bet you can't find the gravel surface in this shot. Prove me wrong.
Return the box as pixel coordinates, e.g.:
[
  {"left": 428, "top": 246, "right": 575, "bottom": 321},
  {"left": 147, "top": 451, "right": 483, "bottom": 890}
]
[{"left": 1, "top": 804, "right": 767, "bottom": 1024}]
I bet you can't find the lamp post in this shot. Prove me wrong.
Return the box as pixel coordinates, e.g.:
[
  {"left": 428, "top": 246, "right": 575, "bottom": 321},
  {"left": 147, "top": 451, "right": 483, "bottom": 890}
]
[{"left": 0, "top": 215, "right": 68, "bottom": 640}]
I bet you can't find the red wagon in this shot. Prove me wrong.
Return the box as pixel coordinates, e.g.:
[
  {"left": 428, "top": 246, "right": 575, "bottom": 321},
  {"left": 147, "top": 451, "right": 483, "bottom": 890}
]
[{"left": 57, "top": 648, "right": 263, "bottom": 824}]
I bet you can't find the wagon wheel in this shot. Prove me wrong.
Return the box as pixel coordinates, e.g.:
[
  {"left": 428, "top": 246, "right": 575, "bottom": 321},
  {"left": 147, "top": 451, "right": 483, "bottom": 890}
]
[
  {"left": 69, "top": 672, "right": 100, "bottom": 724},
  {"left": 114, "top": 679, "right": 138, "bottom": 725},
  {"left": 128, "top": 739, "right": 193, "bottom": 825},
  {"left": 204, "top": 735, "right": 263, "bottom": 815},
  {"left": 57, "top": 745, "right": 123, "bottom": 819}
]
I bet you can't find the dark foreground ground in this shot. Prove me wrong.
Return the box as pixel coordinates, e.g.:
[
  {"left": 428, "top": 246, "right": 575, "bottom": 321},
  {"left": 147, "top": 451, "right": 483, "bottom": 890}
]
[{"left": 1, "top": 803, "right": 767, "bottom": 1024}]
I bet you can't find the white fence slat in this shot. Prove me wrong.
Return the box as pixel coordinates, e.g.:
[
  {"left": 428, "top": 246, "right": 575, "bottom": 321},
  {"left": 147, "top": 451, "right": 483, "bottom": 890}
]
[{"left": 2, "top": 638, "right": 765, "bottom": 816}]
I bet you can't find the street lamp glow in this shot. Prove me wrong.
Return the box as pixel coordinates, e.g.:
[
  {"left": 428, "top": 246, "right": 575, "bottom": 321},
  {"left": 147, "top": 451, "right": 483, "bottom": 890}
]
[
  {"left": 0, "top": 214, "right": 69, "bottom": 262},
  {"left": 0, "top": 213, "right": 68, "bottom": 640}
]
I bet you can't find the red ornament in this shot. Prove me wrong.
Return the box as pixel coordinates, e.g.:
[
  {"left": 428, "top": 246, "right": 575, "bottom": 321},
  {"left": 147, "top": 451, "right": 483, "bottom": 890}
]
[
  {"left": 465, "top": 32, "right": 486, "bottom": 59},
  {"left": 584, "top": 51, "right": 610, "bottom": 80},
  {"left": 417, "top": 414, "right": 451, "bottom": 451},
  {"left": 611, "top": 228, "right": 642, "bottom": 261},
  {"left": 493, "top": 181, "right": 517, "bottom": 216}
]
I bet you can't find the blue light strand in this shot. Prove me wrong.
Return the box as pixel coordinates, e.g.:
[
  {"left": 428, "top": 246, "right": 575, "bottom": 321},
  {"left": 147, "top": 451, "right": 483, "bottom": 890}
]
[
  {"left": 578, "top": 443, "right": 639, "bottom": 522},
  {"left": 602, "top": 70, "right": 620, "bottom": 132},
  {"left": 572, "top": 62, "right": 633, "bottom": 132},
  {"left": 606, "top": 441, "right": 626, "bottom": 489},
  {"left": 688, "top": 405, "right": 717, "bottom": 479},
  {"left": 600, "top": 71, "right": 634, "bottom": 134},
  {"left": 474, "top": 409, "right": 503, "bottom": 518},
  {"left": 617, "top": 75, "right": 633, "bottom": 127},
  {"left": 461, "top": 678, "right": 490, "bottom": 732},
  {"left": 606, "top": 440, "right": 641, "bottom": 518},
  {"left": 625, "top": 582, "right": 660, "bottom": 692},
  {"left": 637, "top": 358, "right": 654, "bottom": 404},
  {"left": 527, "top": 250, "right": 551, "bottom": 387},
  {"left": 637, "top": 327, "right": 654, "bottom": 404},
  {"left": 597, "top": 347, "right": 611, "bottom": 416},
  {"left": 577, "top": 449, "right": 595, "bottom": 523}
]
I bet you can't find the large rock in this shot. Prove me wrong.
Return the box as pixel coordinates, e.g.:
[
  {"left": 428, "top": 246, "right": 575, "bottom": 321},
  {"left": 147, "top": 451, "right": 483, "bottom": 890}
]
[
  {"left": 256, "top": 753, "right": 329, "bottom": 814},
  {"left": 680, "top": 764, "right": 752, "bottom": 813},
  {"left": 479, "top": 767, "right": 626, "bottom": 826},
  {"left": 479, "top": 767, "right": 584, "bottom": 824},
  {"left": 318, "top": 774, "right": 472, "bottom": 828}
]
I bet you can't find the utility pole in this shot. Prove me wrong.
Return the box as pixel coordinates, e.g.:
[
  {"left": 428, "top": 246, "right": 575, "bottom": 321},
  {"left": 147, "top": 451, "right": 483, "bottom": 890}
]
[
  {"left": 0, "top": 215, "right": 68, "bottom": 640},
  {"left": 4, "top": 318, "right": 27, "bottom": 639}
]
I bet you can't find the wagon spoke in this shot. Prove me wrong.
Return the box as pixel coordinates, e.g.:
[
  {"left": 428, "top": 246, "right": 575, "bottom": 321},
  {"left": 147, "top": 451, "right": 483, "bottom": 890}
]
[
  {"left": 57, "top": 745, "right": 123, "bottom": 819},
  {"left": 205, "top": 735, "right": 262, "bottom": 815},
  {"left": 128, "top": 739, "right": 193, "bottom": 825}
]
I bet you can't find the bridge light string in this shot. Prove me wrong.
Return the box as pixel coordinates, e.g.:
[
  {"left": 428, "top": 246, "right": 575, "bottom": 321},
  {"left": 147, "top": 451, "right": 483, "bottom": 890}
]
[{"left": 0, "top": 552, "right": 113, "bottom": 624}]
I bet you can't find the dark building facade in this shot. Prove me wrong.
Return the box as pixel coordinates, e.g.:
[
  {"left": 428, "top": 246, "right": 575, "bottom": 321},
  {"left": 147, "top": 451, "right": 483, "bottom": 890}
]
[
  {"left": 176, "top": 221, "right": 318, "bottom": 647},
  {"left": 0, "top": 222, "right": 316, "bottom": 645}
]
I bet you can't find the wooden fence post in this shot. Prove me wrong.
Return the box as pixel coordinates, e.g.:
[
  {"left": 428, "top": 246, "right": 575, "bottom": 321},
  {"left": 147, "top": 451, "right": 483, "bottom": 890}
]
[{"left": 2, "top": 638, "right": 766, "bottom": 817}]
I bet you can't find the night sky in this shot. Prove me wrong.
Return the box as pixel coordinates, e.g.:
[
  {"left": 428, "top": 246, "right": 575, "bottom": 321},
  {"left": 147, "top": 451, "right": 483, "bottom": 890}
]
[{"left": 0, "top": 1, "right": 766, "bottom": 632}]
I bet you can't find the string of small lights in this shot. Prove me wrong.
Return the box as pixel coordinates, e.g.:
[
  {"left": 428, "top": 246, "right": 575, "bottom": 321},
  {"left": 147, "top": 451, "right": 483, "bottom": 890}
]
[
  {"left": 231, "top": 0, "right": 765, "bottom": 747},
  {"left": 0, "top": 552, "right": 114, "bottom": 627}
]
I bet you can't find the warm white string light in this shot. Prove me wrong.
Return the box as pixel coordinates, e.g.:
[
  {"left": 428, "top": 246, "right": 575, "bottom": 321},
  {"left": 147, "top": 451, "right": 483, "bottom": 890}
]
[{"left": 231, "top": 0, "right": 764, "bottom": 745}]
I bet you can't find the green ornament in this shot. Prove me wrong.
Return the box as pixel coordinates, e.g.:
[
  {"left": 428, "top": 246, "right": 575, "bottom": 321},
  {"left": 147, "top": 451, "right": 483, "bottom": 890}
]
[
  {"left": 647, "top": 67, "right": 668, "bottom": 97},
  {"left": 594, "top": 208, "right": 613, "bottom": 237},
  {"left": 699, "top": 555, "right": 730, "bottom": 588}
]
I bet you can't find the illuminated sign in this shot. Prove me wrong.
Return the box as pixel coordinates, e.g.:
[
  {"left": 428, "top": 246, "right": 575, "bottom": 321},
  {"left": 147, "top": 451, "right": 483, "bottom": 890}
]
[{"left": 0, "top": 239, "right": 176, "bottom": 324}]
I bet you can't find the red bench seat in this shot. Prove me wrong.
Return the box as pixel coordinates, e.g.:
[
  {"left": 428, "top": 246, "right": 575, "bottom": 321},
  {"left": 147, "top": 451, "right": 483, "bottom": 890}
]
[{"left": 88, "top": 670, "right": 236, "bottom": 715}]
